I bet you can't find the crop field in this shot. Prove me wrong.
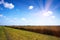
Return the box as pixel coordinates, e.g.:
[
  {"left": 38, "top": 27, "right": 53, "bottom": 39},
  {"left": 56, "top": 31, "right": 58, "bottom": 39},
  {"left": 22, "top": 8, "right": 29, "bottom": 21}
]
[{"left": 0, "top": 26, "right": 60, "bottom": 40}]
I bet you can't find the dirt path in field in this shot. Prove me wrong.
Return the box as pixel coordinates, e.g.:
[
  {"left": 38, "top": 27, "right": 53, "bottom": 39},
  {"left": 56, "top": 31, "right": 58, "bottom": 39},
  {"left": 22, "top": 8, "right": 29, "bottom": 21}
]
[{"left": 2, "top": 27, "right": 11, "bottom": 40}]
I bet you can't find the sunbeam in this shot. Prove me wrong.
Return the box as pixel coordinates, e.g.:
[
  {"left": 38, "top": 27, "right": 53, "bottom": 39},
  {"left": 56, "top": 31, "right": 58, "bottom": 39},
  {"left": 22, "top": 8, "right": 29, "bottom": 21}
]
[
  {"left": 45, "top": 0, "right": 53, "bottom": 11},
  {"left": 52, "top": 2, "right": 60, "bottom": 11}
]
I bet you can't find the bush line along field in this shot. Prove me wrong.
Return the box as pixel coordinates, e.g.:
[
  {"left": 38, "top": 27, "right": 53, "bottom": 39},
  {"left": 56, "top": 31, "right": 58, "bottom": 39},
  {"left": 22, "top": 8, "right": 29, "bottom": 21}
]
[
  {"left": 0, "top": 26, "right": 60, "bottom": 40},
  {"left": 6, "top": 26, "right": 60, "bottom": 37}
]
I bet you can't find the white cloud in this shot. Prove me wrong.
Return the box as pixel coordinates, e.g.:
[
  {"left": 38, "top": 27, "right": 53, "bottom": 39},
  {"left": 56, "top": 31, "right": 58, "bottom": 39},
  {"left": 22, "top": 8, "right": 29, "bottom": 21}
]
[
  {"left": 42, "top": 11, "right": 55, "bottom": 19},
  {"left": 28, "top": 6, "right": 34, "bottom": 10},
  {"left": 3, "top": 2, "right": 14, "bottom": 9},
  {"left": 0, "top": 0, "right": 14, "bottom": 9},
  {"left": 42, "top": 11, "right": 53, "bottom": 16},
  {"left": 48, "top": 11, "right": 53, "bottom": 14}
]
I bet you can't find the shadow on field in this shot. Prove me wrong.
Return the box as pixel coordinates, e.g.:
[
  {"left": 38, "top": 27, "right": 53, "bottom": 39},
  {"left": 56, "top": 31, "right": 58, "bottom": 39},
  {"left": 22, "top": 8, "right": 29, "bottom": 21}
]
[
  {"left": 19, "top": 28, "right": 60, "bottom": 37},
  {"left": 5, "top": 26, "right": 60, "bottom": 38}
]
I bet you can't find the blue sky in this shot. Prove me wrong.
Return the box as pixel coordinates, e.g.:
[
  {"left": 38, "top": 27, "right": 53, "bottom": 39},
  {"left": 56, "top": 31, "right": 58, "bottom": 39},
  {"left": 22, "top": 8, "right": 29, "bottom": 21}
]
[{"left": 0, "top": 0, "right": 60, "bottom": 25}]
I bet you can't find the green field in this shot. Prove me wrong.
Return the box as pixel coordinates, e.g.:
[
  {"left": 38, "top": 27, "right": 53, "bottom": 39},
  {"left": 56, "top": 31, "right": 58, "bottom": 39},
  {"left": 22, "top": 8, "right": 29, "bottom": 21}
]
[
  {"left": 0, "top": 27, "right": 7, "bottom": 40},
  {"left": 0, "top": 26, "right": 60, "bottom": 40}
]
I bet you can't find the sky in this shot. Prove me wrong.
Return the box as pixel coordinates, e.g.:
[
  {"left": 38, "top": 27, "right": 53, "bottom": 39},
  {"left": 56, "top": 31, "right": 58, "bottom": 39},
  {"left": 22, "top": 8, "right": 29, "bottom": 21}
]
[{"left": 0, "top": 0, "right": 60, "bottom": 25}]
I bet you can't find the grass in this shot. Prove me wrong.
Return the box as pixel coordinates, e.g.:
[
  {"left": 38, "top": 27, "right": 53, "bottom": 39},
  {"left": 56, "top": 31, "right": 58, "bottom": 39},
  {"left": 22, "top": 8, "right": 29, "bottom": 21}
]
[
  {"left": 0, "top": 27, "right": 7, "bottom": 40},
  {"left": 0, "top": 26, "right": 60, "bottom": 40},
  {"left": 4, "top": 27, "right": 60, "bottom": 40}
]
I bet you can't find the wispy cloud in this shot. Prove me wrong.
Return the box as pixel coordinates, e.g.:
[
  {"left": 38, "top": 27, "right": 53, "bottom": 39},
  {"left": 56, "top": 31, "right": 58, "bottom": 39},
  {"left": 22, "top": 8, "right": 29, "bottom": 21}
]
[
  {"left": 0, "top": 14, "right": 3, "bottom": 17},
  {"left": 0, "top": 0, "right": 14, "bottom": 9},
  {"left": 0, "top": 0, "right": 4, "bottom": 4},
  {"left": 51, "top": 16, "right": 55, "bottom": 18},
  {"left": 21, "top": 18, "right": 26, "bottom": 21},
  {"left": 0, "top": 14, "right": 7, "bottom": 18}
]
